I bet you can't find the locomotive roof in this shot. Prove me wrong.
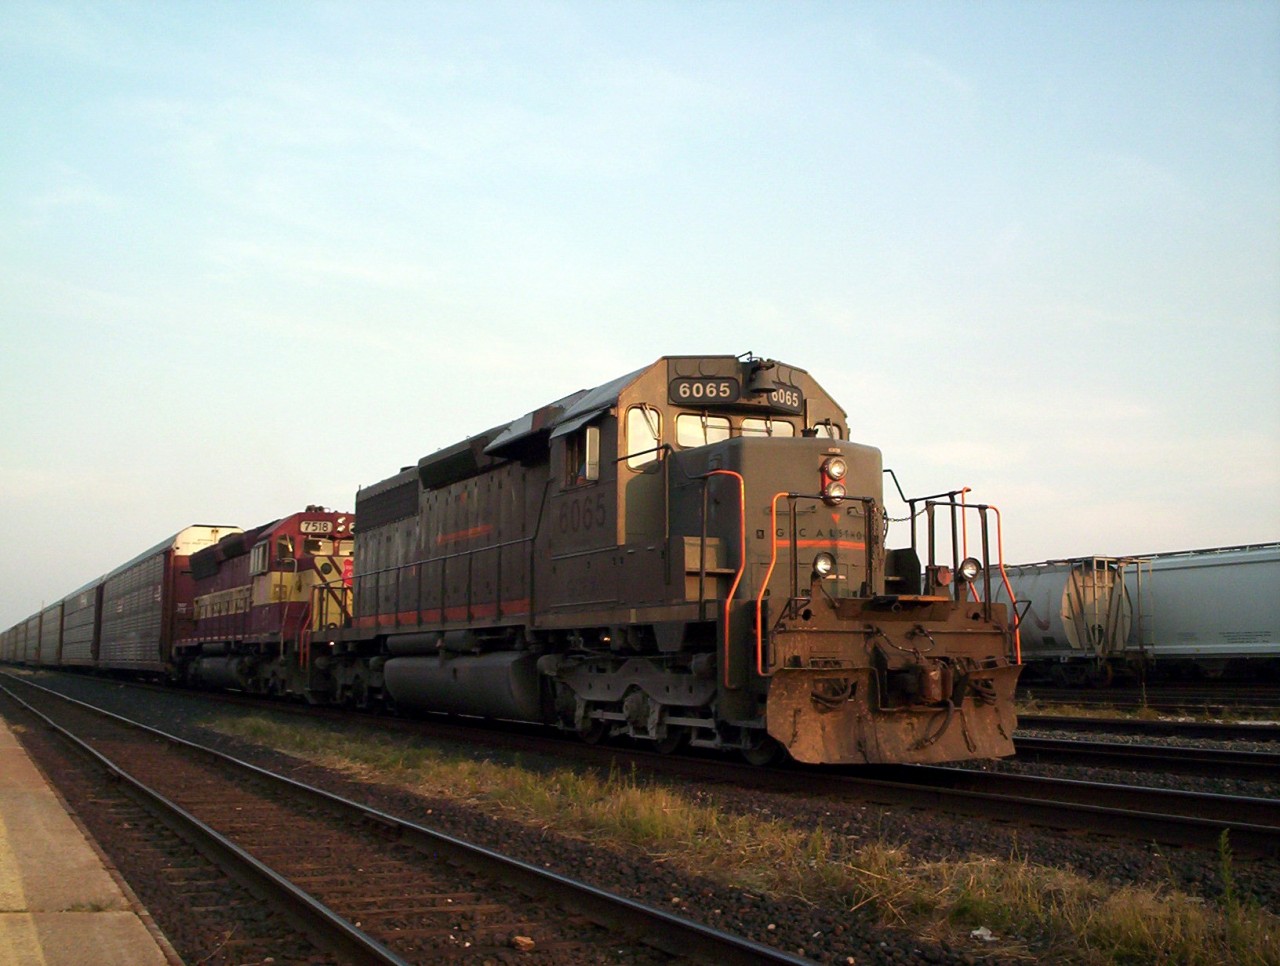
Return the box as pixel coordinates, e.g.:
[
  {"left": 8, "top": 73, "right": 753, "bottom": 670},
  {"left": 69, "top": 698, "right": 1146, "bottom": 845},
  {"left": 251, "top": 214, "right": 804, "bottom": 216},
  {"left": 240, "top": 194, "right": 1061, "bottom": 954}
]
[
  {"left": 404, "top": 354, "right": 833, "bottom": 494},
  {"left": 485, "top": 354, "right": 821, "bottom": 453},
  {"left": 482, "top": 386, "right": 594, "bottom": 455},
  {"left": 546, "top": 365, "right": 650, "bottom": 441},
  {"left": 189, "top": 521, "right": 277, "bottom": 576}
]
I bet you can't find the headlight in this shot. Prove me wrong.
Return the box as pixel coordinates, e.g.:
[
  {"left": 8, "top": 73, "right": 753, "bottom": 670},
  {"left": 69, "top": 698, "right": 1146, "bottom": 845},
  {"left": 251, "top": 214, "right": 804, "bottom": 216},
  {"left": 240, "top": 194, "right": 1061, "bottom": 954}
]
[
  {"left": 813, "top": 552, "right": 836, "bottom": 578},
  {"left": 959, "top": 557, "right": 982, "bottom": 581},
  {"left": 822, "top": 456, "right": 847, "bottom": 481},
  {"left": 821, "top": 481, "right": 846, "bottom": 506}
]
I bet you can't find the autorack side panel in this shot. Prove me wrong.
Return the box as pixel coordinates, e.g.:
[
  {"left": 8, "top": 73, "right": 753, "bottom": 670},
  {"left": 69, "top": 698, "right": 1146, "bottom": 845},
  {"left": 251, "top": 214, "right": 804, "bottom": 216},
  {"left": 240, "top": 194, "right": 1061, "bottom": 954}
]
[
  {"left": 37, "top": 601, "right": 63, "bottom": 665},
  {"left": 99, "top": 525, "right": 240, "bottom": 672},
  {"left": 11, "top": 619, "right": 23, "bottom": 663},
  {"left": 60, "top": 578, "right": 104, "bottom": 666},
  {"left": 21, "top": 615, "right": 40, "bottom": 664}
]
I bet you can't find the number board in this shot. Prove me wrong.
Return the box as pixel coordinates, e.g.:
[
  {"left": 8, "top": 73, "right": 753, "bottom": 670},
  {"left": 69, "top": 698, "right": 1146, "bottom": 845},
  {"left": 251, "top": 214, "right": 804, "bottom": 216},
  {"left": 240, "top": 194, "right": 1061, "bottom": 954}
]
[
  {"left": 300, "top": 520, "right": 334, "bottom": 534},
  {"left": 766, "top": 384, "right": 804, "bottom": 414},
  {"left": 669, "top": 377, "right": 741, "bottom": 405}
]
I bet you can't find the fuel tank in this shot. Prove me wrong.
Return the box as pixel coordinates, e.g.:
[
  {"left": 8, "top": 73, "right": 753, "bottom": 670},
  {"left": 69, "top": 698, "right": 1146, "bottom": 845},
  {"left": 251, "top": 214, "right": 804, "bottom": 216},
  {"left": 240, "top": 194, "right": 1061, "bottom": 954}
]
[{"left": 383, "top": 651, "right": 544, "bottom": 721}]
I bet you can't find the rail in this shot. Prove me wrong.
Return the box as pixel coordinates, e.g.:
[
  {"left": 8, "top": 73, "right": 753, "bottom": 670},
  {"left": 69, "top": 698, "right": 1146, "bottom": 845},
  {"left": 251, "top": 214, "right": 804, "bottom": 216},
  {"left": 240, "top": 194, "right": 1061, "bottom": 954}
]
[
  {"left": 0, "top": 680, "right": 410, "bottom": 964},
  {"left": 1, "top": 674, "right": 814, "bottom": 966}
]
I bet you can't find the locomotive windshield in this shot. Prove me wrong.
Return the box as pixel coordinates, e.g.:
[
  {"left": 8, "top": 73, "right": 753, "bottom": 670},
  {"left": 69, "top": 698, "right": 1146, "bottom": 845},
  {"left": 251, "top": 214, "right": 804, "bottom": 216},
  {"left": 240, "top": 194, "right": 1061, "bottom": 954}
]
[
  {"left": 675, "top": 413, "right": 731, "bottom": 447},
  {"left": 741, "top": 417, "right": 794, "bottom": 437}
]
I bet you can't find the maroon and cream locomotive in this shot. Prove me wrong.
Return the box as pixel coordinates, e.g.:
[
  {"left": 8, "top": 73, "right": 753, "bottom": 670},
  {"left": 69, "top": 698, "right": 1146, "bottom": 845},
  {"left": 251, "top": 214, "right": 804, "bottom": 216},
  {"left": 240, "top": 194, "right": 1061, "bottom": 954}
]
[{"left": 172, "top": 508, "right": 355, "bottom": 697}]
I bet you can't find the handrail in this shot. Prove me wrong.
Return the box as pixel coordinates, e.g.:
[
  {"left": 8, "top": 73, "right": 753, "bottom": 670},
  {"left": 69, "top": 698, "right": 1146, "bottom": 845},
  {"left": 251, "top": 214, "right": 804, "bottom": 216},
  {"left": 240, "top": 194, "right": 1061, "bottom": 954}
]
[
  {"left": 289, "top": 599, "right": 312, "bottom": 665},
  {"left": 946, "top": 489, "right": 1022, "bottom": 663},
  {"left": 960, "top": 491, "right": 1019, "bottom": 664},
  {"left": 755, "top": 492, "right": 792, "bottom": 677},
  {"left": 989, "top": 505, "right": 1021, "bottom": 662},
  {"left": 701, "top": 470, "right": 747, "bottom": 690}
]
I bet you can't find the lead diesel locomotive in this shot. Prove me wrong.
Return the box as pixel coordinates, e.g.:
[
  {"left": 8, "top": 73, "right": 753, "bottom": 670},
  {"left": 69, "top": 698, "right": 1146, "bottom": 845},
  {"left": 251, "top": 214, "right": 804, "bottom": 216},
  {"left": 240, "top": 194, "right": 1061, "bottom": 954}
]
[{"left": 323, "top": 354, "right": 1020, "bottom": 764}]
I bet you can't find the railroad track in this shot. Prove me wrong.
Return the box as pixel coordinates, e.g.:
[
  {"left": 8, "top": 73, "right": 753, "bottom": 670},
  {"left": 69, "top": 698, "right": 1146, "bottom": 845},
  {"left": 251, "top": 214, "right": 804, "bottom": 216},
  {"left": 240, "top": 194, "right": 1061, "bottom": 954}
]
[
  {"left": 1018, "top": 713, "right": 1280, "bottom": 743},
  {"left": 0, "top": 673, "right": 808, "bottom": 966},
  {"left": 1012, "top": 736, "right": 1280, "bottom": 782},
  {"left": 680, "top": 760, "right": 1280, "bottom": 858},
  {"left": 1017, "top": 684, "right": 1280, "bottom": 717},
  {"left": 13, "top": 669, "right": 1280, "bottom": 861}
]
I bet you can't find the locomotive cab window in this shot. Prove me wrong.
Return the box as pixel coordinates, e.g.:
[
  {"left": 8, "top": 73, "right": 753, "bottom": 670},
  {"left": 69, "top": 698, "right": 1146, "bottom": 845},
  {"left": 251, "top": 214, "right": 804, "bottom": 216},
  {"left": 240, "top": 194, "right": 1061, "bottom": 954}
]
[
  {"left": 809, "top": 420, "right": 842, "bottom": 439},
  {"left": 249, "top": 542, "right": 269, "bottom": 575},
  {"left": 565, "top": 424, "right": 600, "bottom": 486},
  {"left": 676, "top": 413, "right": 731, "bottom": 448},
  {"left": 742, "top": 417, "right": 794, "bottom": 438},
  {"left": 626, "top": 405, "right": 662, "bottom": 468}
]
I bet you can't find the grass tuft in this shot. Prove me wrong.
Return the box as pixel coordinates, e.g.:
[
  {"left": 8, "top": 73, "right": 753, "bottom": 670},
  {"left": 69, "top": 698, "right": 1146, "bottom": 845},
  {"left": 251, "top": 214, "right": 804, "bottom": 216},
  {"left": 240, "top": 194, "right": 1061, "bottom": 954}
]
[{"left": 210, "top": 714, "right": 1280, "bottom": 965}]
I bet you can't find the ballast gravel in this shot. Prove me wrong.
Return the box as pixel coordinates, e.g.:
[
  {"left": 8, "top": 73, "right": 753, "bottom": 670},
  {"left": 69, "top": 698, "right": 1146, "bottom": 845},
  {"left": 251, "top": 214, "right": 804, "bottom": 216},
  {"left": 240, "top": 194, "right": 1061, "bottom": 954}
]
[{"left": 13, "top": 672, "right": 1280, "bottom": 965}]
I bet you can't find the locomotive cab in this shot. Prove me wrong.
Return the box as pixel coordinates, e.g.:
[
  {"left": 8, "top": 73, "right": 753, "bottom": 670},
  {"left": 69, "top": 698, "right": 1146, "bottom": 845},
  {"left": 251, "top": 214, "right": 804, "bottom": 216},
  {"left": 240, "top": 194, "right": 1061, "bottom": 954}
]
[
  {"left": 534, "top": 355, "right": 1020, "bottom": 764},
  {"left": 667, "top": 433, "right": 1019, "bottom": 764}
]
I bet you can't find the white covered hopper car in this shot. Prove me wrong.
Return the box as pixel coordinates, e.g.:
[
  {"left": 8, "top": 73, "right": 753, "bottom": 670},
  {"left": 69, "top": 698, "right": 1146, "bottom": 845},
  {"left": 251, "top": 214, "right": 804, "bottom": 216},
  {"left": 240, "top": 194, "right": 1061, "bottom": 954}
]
[{"left": 990, "top": 543, "right": 1279, "bottom": 682}]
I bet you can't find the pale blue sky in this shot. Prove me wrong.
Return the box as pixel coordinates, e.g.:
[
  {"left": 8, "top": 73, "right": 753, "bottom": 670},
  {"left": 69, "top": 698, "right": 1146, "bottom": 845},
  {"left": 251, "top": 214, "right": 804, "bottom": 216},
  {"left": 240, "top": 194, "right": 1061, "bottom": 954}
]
[{"left": 2, "top": 1, "right": 1278, "bottom": 629}]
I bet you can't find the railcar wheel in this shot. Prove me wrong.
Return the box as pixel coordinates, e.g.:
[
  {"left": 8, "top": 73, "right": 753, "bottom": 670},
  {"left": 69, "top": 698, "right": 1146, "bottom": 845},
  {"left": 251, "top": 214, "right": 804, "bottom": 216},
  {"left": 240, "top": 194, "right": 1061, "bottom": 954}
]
[
  {"left": 740, "top": 733, "right": 781, "bottom": 766},
  {"left": 1086, "top": 663, "right": 1114, "bottom": 688}
]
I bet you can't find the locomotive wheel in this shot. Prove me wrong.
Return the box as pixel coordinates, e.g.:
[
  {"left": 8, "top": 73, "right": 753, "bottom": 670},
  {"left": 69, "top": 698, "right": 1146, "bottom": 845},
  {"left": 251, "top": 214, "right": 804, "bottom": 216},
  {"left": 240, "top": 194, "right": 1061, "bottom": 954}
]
[
  {"left": 350, "top": 677, "right": 369, "bottom": 710},
  {"left": 579, "top": 719, "right": 608, "bottom": 745},
  {"left": 654, "top": 727, "right": 688, "bottom": 755},
  {"left": 740, "top": 732, "right": 781, "bottom": 766}
]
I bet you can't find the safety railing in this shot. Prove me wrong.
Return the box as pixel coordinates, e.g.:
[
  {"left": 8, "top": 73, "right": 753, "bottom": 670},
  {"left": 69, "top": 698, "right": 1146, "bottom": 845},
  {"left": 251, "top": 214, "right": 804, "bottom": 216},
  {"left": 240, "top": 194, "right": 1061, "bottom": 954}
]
[{"left": 754, "top": 492, "right": 876, "bottom": 677}]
